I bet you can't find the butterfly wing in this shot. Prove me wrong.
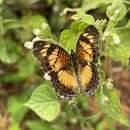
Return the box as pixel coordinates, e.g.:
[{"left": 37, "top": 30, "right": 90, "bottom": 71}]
[
  {"left": 50, "top": 64, "right": 78, "bottom": 99},
  {"left": 79, "top": 61, "right": 99, "bottom": 95},
  {"left": 33, "top": 40, "right": 70, "bottom": 73},
  {"left": 76, "top": 25, "right": 100, "bottom": 63},
  {"left": 75, "top": 25, "right": 100, "bottom": 95},
  {"left": 33, "top": 40, "right": 77, "bottom": 99}
]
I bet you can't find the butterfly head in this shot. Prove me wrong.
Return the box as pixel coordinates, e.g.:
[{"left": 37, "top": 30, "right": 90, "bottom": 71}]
[{"left": 70, "top": 49, "right": 75, "bottom": 56}]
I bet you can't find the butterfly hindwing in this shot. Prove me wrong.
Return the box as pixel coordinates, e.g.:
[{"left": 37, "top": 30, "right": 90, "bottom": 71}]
[
  {"left": 76, "top": 25, "right": 100, "bottom": 63},
  {"left": 79, "top": 61, "right": 99, "bottom": 95},
  {"left": 50, "top": 64, "right": 78, "bottom": 99}
]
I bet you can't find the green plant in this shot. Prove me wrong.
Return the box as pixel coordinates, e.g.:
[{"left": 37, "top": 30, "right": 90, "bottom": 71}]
[
  {"left": 0, "top": 0, "right": 130, "bottom": 130},
  {"left": 25, "top": 0, "right": 130, "bottom": 127}
]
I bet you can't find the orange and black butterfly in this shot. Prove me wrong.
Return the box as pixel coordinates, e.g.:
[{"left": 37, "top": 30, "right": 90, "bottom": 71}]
[{"left": 32, "top": 25, "right": 100, "bottom": 99}]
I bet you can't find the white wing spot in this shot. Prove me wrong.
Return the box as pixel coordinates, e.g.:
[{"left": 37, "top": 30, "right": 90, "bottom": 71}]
[{"left": 44, "top": 72, "right": 51, "bottom": 80}]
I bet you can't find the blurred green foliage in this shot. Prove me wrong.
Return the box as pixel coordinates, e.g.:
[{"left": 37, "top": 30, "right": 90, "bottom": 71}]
[{"left": 0, "top": 0, "right": 130, "bottom": 130}]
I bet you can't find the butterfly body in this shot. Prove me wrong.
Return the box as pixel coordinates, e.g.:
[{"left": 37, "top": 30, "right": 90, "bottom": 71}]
[{"left": 32, "top": 25, "right": 100, "bottom": 99}]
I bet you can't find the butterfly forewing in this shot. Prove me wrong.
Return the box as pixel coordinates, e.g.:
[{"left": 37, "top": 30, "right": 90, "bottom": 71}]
[
  {"left": 33, "top": 40, "right": 70, "bottom": 73},
  {"left": 76, "top": 25, "right": 100, "bottom": 63}
]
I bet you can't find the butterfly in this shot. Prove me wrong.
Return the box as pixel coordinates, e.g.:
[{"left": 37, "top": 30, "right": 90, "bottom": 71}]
[{"left": 32, "top": 25, "right": 100, "bottom": 99}]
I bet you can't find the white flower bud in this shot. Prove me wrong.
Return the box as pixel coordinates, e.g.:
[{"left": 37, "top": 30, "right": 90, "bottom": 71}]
[
  {"left": 113, "top": 33, "right": 120, "bottom": 45},
  {"left": 32, "top": 37, "right": 42, "bottom": 43},
  {"left": 33, "top": 28, "right": 41, "bottom": 35},
  {"left": 101, "top": 95, "right": 109, "bottom": 105},
  {"left": 24, "top": 41, "right": 34, "bottom": 49},
  {"left": 41, "top": 23, "right": 49, "bottom": 30},
  {"left": 102, "top": 31, "right": 110, "bottom": 41}
]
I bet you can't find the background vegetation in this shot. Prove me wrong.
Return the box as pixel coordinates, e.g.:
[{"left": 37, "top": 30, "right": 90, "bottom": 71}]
[{"left": 0, "top": 0, "right": 130, "bottom": 130}]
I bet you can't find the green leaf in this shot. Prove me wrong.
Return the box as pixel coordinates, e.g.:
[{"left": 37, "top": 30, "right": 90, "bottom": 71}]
[
  {"left": 7, "top": 87, "right": 32, "bottom": 123},
  {"left": 71, "top": 13, "right": 95, "bottom": 25},
  {"left": 96, "top": 81, "right": 130, "bottom": 126},
  {"left": 96, "top": 120, "right": 106, "bottom": 130},
  {"left": 60, "top": 20, "right": 88, "bottom": 52},
  {"left": 61, "top": 0, "right": 112, "bottom": 15},
  {"left": 106, "top": 0, "right": 127, "bottom": 23},
  {"left": 7, "top": 96, "right": 28, "bottom": 123},
  {"left": 8, "top": 121, "right": 21, "bottom": 130},
  {"left": 26, "top": 120, "right": 54, "bottom": 130},
  {"left": 82, "top": 0, "right": 112, "bottom": 12},
  {"left": 25, "top": 84, "right": 61, "bottom": 121},
  {"left": 0, "top": 0, "right": 3, "bottom": 5},
  {"left": 4, "top": 19, "right": 24, "bottom": 31},
  {"left": 0, "top": 40, "right": 13, "bottom": 64},
  {"left": 60, "top": 29, "right": 77, "bottom": 52},
  {"left": 1, "top": 52, "right": 37, "bottom": 82},
  {"left": 21, "top": 15, "right": 47, "bottom": 30},
  {"left": 0, "top": 40, "right": 20, "bottom": 64},
  {"left": 107, "top": 26, "right": 130, "bottom": 66},
  {"left": 15, "top": 15, "right": 50, "bottom": 42}
]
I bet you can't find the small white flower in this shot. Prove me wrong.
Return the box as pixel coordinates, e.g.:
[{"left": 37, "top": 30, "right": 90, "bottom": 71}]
[
  {"left": 113, "top": 33, "right": 120, "bottom": 45},
  {"left": 101, "top": 95, "right": 109, "bottom": 105},
  {"left": 33, "top": 28, "right": 41, "bottom": 35},
  {"left": 104, "top": 31, "right": 110, "bottom": 37},
  {"left": 24, "top": 41, "right": 34, "bottom": 49},
  {"left": 102, "top": 31, "right": 110, "bottom": 41},
  {"left": 107, "top": 82, "right": 113, "bottom": 89},
  {"left": 115, "top": 9, "right": 120, "bottom": 15},
  {"left": 32, "top": 37, "right": 42, "bottom": 43},
  {"left": 109, "top": 16, "right": 116, "bottom": 20},
  {"left": 41, "top": 23, "right": 49, "bottom": 30},
  {"left": 53, "top": 5, "right": 59, "bottom": 12},
  {"left": 106, "top": 78, "right": 113, "bottom": 89},
  {"left": 44, "top": 72, "right": 51, "bottom": 80}
]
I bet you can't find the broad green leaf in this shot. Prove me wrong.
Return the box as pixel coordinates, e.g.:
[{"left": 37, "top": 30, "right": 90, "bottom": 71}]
[
  {"left": 60, "top": 20, "right": 88, "bottom": 52},
  {"left": 82, "top": 0, "right": 112, "bottom": 12},
  {"left": 70, "top": 20, "right": 87, "bottom": 33},
  {"left": 96, "top": 82, "right": 130, "bottom": 126},
  {"left": 96, "top": 120, "right": 106, "bottom": 130},
  {"left": 0, "top": 40, "right": 21, "bottom": 64},
  {"left": 105, "top": 116, "right": 116, "bottom": 130},
  {"left": 106, "top": 0, "right": 127, "bottom": 22},
  {"left": 7, "top": 96, "right": 28, "bottom": 123},
  {"left": 60, "top": 29, "right": 77, "bottom": 52},
  {"left": 15, "top": 15, "right": 52, "bottom": 42},
  {"left": 4, "top": 19, "right": 24, "bottom": 31},
  {"left": 107, "top": 26, "right": 130, "bottom": 66},
  {"left": 8, "top": 121, "right": 21, "bottom": 130},
  {"left": 25, "top": 84, "right": 60, "bottom": 121},
  {"left": 0, "top": 0, "right": 3, "bottom": 5},
  {"left": 71, "top": 13, "right": 95, "bottom": 25},
  {"left": 26, "top": 120, "right": 54, "bottom": 130},
  {"left": 7, "top": 87, "right": 33, "bottom": 123},
  {"left": 21, "top": 15, "right": 47, "bottom": 30},
  {"left": 0, "top": 40, "right": 13, "bottom": 64},
  {"left": 1, "top": 52, "right": 37, "bottom": 82},
  {"left": 61, "top": 0, "right": 112, "bottom": 15}
]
